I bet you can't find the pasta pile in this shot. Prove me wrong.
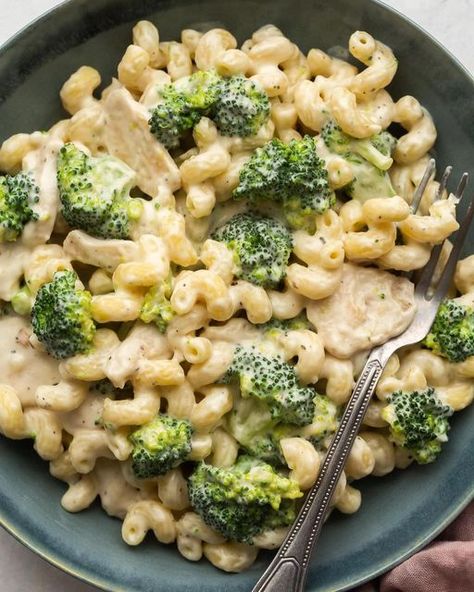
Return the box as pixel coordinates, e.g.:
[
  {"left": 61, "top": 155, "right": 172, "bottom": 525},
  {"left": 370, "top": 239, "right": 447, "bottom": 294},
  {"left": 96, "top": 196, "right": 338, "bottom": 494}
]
[{"left": 0, "top": 22, "right": 473, "bottom": 573}]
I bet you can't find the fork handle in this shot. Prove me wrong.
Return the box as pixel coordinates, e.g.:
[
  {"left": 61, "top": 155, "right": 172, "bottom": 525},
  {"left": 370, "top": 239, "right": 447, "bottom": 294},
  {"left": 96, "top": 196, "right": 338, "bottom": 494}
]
[{"left": 252, "top": 353, "right": 385, "bottom": 592}]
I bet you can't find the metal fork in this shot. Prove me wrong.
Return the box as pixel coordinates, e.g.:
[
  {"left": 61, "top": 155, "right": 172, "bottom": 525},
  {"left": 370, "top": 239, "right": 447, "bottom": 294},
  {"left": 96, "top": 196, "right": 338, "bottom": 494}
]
[{"left": 252, "top": 162, "right": 472, "bottom": 592}]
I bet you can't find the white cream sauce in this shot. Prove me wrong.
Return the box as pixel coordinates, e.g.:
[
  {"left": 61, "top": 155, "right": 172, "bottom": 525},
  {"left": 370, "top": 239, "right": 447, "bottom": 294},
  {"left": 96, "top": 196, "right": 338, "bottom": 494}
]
[
  {"left": 0, "top": 316, "right": 61, "bottom": 406},
  {"left": 60, "top": 391, "right": 106, "bottom": 435},
  {"left": 0, "top": 242, "right": 30, "bottom": 300},
  {"left": 94, "top": 458, "right": 143, "bottom": 519}
]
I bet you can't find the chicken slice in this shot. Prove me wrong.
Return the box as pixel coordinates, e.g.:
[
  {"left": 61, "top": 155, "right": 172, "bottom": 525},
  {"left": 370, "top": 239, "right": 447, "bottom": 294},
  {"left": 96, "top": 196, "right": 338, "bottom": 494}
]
[
  {"left": 22, "top": 138, "right": 63, "bottom": 247},
  {"left": 307, "top": 263, "right": 416, "bottom": 358},
  {"left": 102, "top": 87, "right": 181, "bottom": 198}
]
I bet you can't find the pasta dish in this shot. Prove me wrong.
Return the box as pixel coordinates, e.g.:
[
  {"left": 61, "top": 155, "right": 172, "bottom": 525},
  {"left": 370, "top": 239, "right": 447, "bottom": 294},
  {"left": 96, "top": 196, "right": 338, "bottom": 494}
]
[{"left": 0, "top": 22, "right": 473, "bottom": 573}]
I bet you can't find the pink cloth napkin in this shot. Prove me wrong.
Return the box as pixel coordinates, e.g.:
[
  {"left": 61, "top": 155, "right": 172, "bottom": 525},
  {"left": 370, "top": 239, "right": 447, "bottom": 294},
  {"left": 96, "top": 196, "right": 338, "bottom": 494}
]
[{"left": 354, "top": 501, "right": 474, "bottom": 592}]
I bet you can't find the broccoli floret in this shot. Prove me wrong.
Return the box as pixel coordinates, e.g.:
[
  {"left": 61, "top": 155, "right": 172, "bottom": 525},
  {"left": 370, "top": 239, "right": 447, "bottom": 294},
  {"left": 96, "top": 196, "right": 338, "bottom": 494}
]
[
  {"left": 424, "top": 299, "right": 474, "bottom": 362},
  {"left": 321, "top": 120, "right": 394, "bottom": 171},
  {"left": 129, "top": 414, "right": 193, "bottom": 479},
  {"left": 57, "top": 143, "right": 142, "bottom": 239},
  {"left": 223, "top": 345, "right": 317, "bottom": 426},
  {"left": 381, "top": 387, "right": 453, "bottom": 464},
  {"left": 228, "top": 386, "right": 338, "bottom": 462},
  {"left": 307, "top": 395, "right": 339, "bottom": 448},
  {"left": 243, "top": 432, "right": 283, "bottom": 465},
  {"left": 233, "top": 136, "right": 334, "bottom": 230},
  {"left": 259, "top": 313, "right": 313, "bottom": 335},
  {"left": 227, "top": 397, "right": 285, "bottom": 464},
  {"left": 188, "top": 455, "right": 302, "bottom": 542},
  {"left": 149, "top": 78, "right": 215, "bottom": 149},
  {"left": 31, "top": 270, "right": 95, "bottom": 359},
  {"left": 282, "top": 136, "right": 336, "bottom": 229},
  {"left": 233, "top": 139, "right": 287, "bottom": 203},
  {"left": 371, "top": 130, "right": 397, "bottom": 157},
  {"left": 212, "top": 76, "right": 270, "bottom": 137},
  {"left": 263, "top": 500, "right": 298, "bottom": 531},
  {"left": 320, "top": 120, "right": 396, "bottom": 202},
  {"left": 139, "top": 279, "right": 174, "bottom": 333},
  {"left": 174, "top": 70, "right": 221, "bottom": 110},
  {"left": 149, "top": 87, "right": 202, "bottom": 149},
  {"left": 149, "top": 72, "right": 270, "bottom": 148},
  {"left": 149, "top": 70, "right": 221, "bottom": 149},
  {"left": 344, "top": 153, "right": 396, "bottom": 202},
  {"left": 0, "top": 172, "right": 39, "bottom": 241},
  {"left": 211, "top": 212, "right": 292, "bottom": 288}
]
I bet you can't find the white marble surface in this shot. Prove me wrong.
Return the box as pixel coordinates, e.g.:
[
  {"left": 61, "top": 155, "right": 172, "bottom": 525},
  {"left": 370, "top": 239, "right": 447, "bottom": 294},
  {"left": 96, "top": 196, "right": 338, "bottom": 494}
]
[{"left": 0, "top": 1, "right": 472, "bottom": 591}]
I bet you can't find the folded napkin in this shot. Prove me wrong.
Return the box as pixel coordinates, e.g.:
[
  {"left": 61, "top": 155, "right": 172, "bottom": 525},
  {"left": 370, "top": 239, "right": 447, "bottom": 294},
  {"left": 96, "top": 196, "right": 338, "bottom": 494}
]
[{"left": 354, "top": 501, "right": 474, "bottom": 592}]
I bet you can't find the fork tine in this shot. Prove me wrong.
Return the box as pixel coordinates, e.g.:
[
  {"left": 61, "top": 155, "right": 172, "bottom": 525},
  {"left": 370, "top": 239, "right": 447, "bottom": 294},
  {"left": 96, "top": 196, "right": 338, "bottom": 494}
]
[
  {"left": 455, "top": 172, "right": 469, "bottom": 200},
  {"left": 415, "top": 170, "right": 470, "bottom": 296},
  {"left": 415, "top": 243, "right": 444, "bottom": 296},
  {"left": 434, "top": 165, "right": 453, "bottom": 201},
  {"left": 411, "top": 158, "right": 436, "bottom": 213},
  {"left": 431, "top": 193, "right": 474, "bottom": 303}
]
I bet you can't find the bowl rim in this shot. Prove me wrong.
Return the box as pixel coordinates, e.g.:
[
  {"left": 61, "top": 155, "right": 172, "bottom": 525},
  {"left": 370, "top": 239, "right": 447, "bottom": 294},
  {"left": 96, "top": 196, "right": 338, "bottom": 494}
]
[
  {"left": 1, "top": 0, "right": 473, "bottom": 87},
  {"left": 2, "top": 487, "right": 473, "bottom": 592},
  {"left": 0, "top": 0, "right": 473, "bottom": 591}
]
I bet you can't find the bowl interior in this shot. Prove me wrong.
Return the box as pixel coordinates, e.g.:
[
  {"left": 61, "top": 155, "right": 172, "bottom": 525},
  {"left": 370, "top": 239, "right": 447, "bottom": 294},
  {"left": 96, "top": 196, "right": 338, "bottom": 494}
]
[{"left": 0, "top": 1, "right": 473, "bottom": 591}]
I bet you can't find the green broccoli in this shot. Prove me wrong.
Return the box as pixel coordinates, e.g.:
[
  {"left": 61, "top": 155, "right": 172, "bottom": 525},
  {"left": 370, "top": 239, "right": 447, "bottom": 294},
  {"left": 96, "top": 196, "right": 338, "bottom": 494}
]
[
  {"left": 149, "top": 86, "right": 202, "bottom": 149},
  {"left": 242, "top": 432, "right": 283, "bottom": 465},
  {"left": 212, "top": 75, "right": 270, "bottom": 137},
  {"left": 223, "top": 345, "right": 317, "bottom": 426},
  {"left": 31, "top": 270, "right": 96, "bottom": 359},
  {"left": 343, "top": 153, "right": 396, "bottom": 202},
  {"left": 233, "top": 139, "right": 287, "bottom": 203},
  {"left": 149, "top": 71, "right": 220, "bottom": 149},
  {"left": 228, "top": 387, "right": 338, "bottom": 463},
  {"left": 320, "top": 120, "right": 396, "bottom": 202},
  {"left": 424, "top": 299, "right": 474, "bottom": 362},
  {"left": 57, "top": 143, "right": 142, "bottom": 239},
  {"left": 188, "top": 455, "right": 302, "bottom": 542},
  {"left": 0, "top": 172, "right": 39, "bottom": 241},
  {"left": 227, "top": 397, "right": 286, "bottom": 464},
  {"left": 139, "top": 279, "right": 174, "bottom": 333},
  {"left": 321, "top": 120, "right": 395, "bottom": 171},
  {"left": 381, "top": 387, "right": 453, "bottom": 464},
  {"left": 307, "top": 395, "right": 339, "bottom": 449},
  {"left": 371, "top": 130, "right": 397, "bottom": 157},
  {"left": 259, "top": 313, "right": 313, "bottom": 336},
  {"left": 233, "top": 136, "right": 335, "bottom": 230},
  {"left": 211, "top": 212, "right": 292, "bottom": 288},
  {"left": 149, "top": 71, "right": 270, "bottom": 148},
  {"left": 129, "top": 414, "right": 193, "bottom": 479},
  {"left": 173, "top": 70, "right": 221, "bottom": 110}
]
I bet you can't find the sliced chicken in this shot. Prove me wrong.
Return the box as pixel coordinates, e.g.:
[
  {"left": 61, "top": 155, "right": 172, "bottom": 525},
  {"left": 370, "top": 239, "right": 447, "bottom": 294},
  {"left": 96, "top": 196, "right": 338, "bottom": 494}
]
[
  {"left": 22, "top": 137, "right": 63, "bottom": 247},
  {"left": 102, "top": 87, "right": 181, "bottom": 198},
  {"left": 307, "top": 263, "right": 416, "bottom": 358}
]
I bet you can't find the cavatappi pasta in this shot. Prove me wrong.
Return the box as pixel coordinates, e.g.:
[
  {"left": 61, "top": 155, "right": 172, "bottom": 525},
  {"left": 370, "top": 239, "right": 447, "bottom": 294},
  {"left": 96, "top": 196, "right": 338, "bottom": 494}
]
[{"left": 0, "top": 22, "right": 472, "bottom": 574}]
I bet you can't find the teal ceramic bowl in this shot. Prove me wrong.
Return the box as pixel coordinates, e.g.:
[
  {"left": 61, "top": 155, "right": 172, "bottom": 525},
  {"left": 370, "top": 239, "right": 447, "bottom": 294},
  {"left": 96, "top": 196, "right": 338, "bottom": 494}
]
[{"left": 0, "top": 1, "right": 473, "bottom": 591}]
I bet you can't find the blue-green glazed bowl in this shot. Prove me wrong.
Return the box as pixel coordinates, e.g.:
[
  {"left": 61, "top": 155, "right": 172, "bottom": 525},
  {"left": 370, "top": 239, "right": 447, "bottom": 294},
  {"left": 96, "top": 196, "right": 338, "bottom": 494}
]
[{"left": 0, "top": 1, "right": 473, "bottom": 591}]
